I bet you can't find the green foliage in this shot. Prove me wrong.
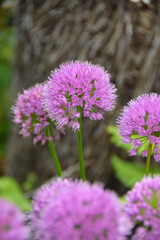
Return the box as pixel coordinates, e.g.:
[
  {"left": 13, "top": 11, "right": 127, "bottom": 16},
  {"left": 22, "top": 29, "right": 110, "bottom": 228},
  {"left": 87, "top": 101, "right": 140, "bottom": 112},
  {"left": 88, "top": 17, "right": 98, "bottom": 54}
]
[
  {"left": 23, "top": 172, "right": 37, "bottom": 192},
  {"left": 0, "top": 27, "right": 14, "bottom": 159},
  {"left": 0, "top": 28, "right": 14, "bottom": 85},
  {"left": 119, "top": 195, "right": 127, "bottom": 203},
  {"left": 106, "top": 125, "right": 155, "bottom": 156},
  {"left": 106, "top": 125, "right": 133, "bottom": 152},
  {"left": 111, "top": 155, "right": 160, "bottom": 189},
  {"left": 111, "top": 155, "right": 145, "bottom": 188},
  {"left": 0, "top": 177, "right": 31, "bottom": 211},
  {"left": 106, "top": 125, "right": 146, "bottom": 188}
]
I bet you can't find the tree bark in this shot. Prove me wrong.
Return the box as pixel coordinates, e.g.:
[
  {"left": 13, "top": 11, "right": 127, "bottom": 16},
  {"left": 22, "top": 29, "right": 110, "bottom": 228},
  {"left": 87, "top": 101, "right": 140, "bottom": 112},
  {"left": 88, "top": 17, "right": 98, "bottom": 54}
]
[{"left": 6, "top": 0, "right": 160, "bottom": 191}]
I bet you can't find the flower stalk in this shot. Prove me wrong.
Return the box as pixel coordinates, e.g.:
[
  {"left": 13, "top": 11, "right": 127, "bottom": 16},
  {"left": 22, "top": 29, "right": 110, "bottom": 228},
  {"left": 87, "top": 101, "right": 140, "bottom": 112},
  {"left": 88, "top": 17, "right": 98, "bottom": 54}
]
[
  {"left": 145, "top": 143, "right": 152, "bottom": 176},
  {"left": 77, "top": 106, "right": 86, "bottom": 180},
  {"left": 46, "top": 126, "right": 62, "bottom": 177}
]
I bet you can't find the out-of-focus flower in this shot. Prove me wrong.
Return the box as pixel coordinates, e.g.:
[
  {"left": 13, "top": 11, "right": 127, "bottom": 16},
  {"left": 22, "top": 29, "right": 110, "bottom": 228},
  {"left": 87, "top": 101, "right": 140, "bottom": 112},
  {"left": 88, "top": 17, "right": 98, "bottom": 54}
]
[
  {"left": 32, "top": 179, "right": 131, "bottom": 240},
  {"left": 42, "top": 61, "right": 116, "bottom": 130},
  {"left": 32, "top": 178, "right": 73, "bottom": 239},
  {"left": 0, "top": 198, "right": 28, "bottom": 240},
  {"left": 125, "top": 175, "right": 160, "bottom": 240},
  {"left": 12, "top": 84, "right": 51, "bottom": 145},
  {"left": 118, "top": 93, "right": 160, "bottom": 161}
]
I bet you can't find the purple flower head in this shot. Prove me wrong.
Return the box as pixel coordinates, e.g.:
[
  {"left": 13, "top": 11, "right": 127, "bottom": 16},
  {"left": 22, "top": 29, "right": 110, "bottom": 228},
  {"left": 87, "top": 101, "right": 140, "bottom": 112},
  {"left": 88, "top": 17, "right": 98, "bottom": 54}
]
[
  {"left": 33, "top": 179, "right": 131, "bottom": 240},
  {"left": 32, "top": 178, "right": 74, "bottom": 239},
  {"left": 118, "top": 93, "right": 160, "bottom": 161},
  {"left": 125, "top": 175, "right": 160, "bottom": 240},
  {"left": 12, "top": 84, "right": 55, "bottom": 145},
  {"left": 0, "top": 198, "right": 28, "bottom": 240},
  {"left": 42, "top": 61, "right": 116, "bottom": 130}
]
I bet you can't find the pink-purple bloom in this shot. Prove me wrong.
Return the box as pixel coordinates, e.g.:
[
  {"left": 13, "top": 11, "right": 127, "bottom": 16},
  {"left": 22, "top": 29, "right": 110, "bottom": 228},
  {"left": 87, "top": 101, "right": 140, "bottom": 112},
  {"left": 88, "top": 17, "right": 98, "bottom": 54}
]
[
  {"left": 0, "top": 198, "right": 28, "bottom": 240},
  {"left": 32, "top": 179, "right": 131, "bottom": 240},
  {"left": 118, "top": 93, "right": 160, "bottom": 161},
  {"left": 125, "top": 175, "right": 160, "bottom": 240},
  {"left": 42, "top": 61, "right": 116, "bottom": 130},
  {"left": 32, "top": 178, "right": 73, "bottom": 239},
  {"left": 12, "top": 84, "right": 51, "bottom": 145}
]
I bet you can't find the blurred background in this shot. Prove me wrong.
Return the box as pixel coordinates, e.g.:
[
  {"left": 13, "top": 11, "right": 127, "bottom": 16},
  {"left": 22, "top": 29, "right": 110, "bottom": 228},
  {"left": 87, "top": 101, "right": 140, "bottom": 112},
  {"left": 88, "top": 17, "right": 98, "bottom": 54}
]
[{"left": 0, "top": 0, "right": 160, "bottom": 208}]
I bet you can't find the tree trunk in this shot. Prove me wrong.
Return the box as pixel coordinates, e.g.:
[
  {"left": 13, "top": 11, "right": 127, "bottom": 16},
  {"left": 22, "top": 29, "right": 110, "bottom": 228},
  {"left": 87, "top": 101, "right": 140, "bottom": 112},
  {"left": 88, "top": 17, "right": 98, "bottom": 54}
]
[{"left": 6, "top": 0, "right": 160, "bottom": 191}]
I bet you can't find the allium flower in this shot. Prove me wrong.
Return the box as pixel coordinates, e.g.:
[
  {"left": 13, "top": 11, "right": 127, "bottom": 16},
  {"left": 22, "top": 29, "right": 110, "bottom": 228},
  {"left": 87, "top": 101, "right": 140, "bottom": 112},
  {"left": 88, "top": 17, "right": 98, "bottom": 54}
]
[
  {"left": 118, "top": 93, "right": 160, "bottom": 161},
  {"left": 33, "top": 179, "right": 131, "bottom": 240},
  {"left": 42, "top": 61, "right": 116, "bottom": 130},
  {"left": 12, "top": 84, "right": 51, "bottom": 144},
  {"left": 32, "top": 178, "right": 73, "bottom": 239},
  {"left": 0, "top": 198, "right": 28, "bottom": 240},
  {"left": 125, "top": 175, "right": 160, "bottom": 240}
]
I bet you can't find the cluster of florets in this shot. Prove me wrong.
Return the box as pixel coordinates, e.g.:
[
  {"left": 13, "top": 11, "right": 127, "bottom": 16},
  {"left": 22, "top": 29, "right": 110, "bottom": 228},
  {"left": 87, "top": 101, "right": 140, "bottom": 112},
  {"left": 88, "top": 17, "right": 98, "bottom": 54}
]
[
  {"left": 12, "top": 84, "right": 51, "bottom": 145},
  {"left": 42, "top": 61, "right": 116, "bottom": 131},
  {"left": 118, "top": 93, "right": 160, "bottom": 161},
  {"left": 0, "top": 198, "right": 28, "bottom": 240},
  {"left": 125, "top": 175, "right": 160, "bottom": 240},
  {"left": 32, "top": 179, "right": 131, "bottom": 240},
  {"left": 32, "top": 178, "right": 73, "bottom": 239}
]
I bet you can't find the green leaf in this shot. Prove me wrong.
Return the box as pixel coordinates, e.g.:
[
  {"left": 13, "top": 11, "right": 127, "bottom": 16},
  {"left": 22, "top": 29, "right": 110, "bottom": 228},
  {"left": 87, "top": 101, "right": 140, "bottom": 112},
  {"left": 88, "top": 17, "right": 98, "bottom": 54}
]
[
  {"left": 111, "top": 155, "right": 145, "bottom": 188},
  {"left": 22, "top": 173, "right": 37, "bottom": 192},
  {"left": 106, "top": 125, "right": 133, "bottom": 152},
  {"left": 119, "top": 195, "right": 127, "bottom": 203},
  {"left": 0, "top": 177, "right": 31, "bottom": 211},
  {"left": 111, "top": 155, "right": 160, "bottom": 188}
]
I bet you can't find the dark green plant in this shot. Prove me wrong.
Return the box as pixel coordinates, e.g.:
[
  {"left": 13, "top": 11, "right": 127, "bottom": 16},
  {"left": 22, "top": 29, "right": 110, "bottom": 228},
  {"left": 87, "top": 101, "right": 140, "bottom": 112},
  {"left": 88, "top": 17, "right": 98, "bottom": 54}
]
[
  {"left": 0, "top": 177, "right": 31, "bottom": 210},
  {"left": 106, "top": 126, "right": 160, "bottom": 188},
  {"left": 0, "top": 27, "right": 14, "bottom": 159}
]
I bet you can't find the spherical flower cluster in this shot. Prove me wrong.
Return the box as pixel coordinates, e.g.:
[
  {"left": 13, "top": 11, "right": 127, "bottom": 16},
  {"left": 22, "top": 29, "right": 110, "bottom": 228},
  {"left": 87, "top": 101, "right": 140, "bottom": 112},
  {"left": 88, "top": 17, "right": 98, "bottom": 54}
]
[
  {"left": 0, "top": 198, "right": 28, "bottom": 240},
  {"left": 32, "top": 178, "right": 73, "bottom": 239},
  {"left": 125, "top": 175, "right": 160, "bottom": 240},
  {"left": 42, "top": 61, "right": 116, "bottom": 131},
  {"left": 12, "top": 84, "right": 50, "bottom": 145},
  {"left": 32, "top": 179, "right": 131, "bottom": 240},
  {"left": 118, "top": 93, "right": 160, "bottom": 161}
]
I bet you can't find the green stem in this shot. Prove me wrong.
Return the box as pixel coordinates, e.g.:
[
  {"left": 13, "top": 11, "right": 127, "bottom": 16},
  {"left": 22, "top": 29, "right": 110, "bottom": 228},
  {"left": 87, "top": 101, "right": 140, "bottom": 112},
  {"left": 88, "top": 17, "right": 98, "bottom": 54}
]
[
  {"left": 77, "top": 106, "right": 86, "bottom": 180},
  {"left": 46, "top": 127, "right": 62, "bottom": 177},
  {"left": 145, "top": 143, "right": 152, "bottom": 176}
]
